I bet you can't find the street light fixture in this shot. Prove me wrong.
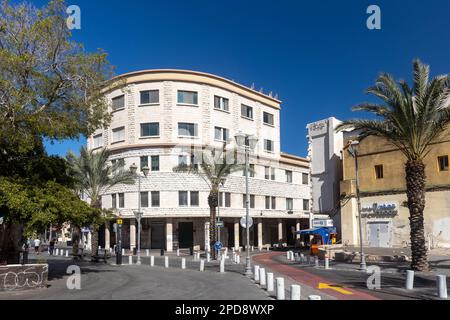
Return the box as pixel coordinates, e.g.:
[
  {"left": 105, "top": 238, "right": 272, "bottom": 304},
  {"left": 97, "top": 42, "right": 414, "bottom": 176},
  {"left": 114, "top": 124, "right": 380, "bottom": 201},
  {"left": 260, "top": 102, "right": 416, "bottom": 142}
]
[
  {"left": 234, "top": 131, "right": 258, "bottom": 276},
  {"left": 347, "top": 140, "right": 367, "bottom": 271},
  {"left": 130, "top": 163, "right": 149, "bottom": 265}
]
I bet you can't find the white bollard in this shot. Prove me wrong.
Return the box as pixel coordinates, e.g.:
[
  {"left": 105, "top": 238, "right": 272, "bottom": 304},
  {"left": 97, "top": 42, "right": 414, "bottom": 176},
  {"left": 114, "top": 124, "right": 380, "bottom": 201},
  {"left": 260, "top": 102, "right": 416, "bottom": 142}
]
[
  {"left": 325, "top": 257, "right": 330, "bottom": 269},
  {"left": 220, "top": 257, "right": 225, "bottom": 273},
  {"left": 122, "top": 248, "right": 125, "bottom": 255},
  {"left": 98, "top": 246, "right": 101, "bottom": 250},
  {"left": 165, "top": 256, "right": 169, "bottom": 268},
  {"left": 150, "top": 256, "right": 154, "bottom": 267},
  {"left": 314, "top": 256, "right": 319, "bottom": 267},
  {"left": 267, "top": 245, "right": 270, "bottom": 251},
  {"left": 55, "top": 248, "right": 59, "bottom": 256},
  {"left": 276, "top": 277, "right": 285, "bottom": 300},
  {"left": 181, "top": 258, "right": 186, "bottom": 269},
  {"left": 193, "top": 252, "right": 198, "bottom": 261},
  {"left": 286, "top": 251, "right": 290, "bottom": 259},
  {"left": 146, "top": 249, "right": 149, "bottom": 257},
  {"left": 200, "top": 259, "right": 205, "bottom": 271},
  {"left": 176, "top": 248, "right": 180, "bottom": 257},
  {"left": 267, "top": 273, "right": 274, "bottom": 292},
  {"left": 60, "top": 249, "right": 63, "bottom": 256},
  {"left": 259, "top": 268, "right": 266, "bottom": 286},
  {"left": 437, "top": 275, "right": 448, "bottom": 299},
  {"left": 236, "top": 255, "right": 240, "bottom": 264},
  {"left": 207, "top": 252, "right": 211, "bottom": 263},
  {"left": 251, "top": 246, "right": 254, "bottom": 252},
  {"left": 308, "top": 295, "right": 322, "bottom": 300},
  {"left": 129, "top": 255, "right": 132, "bottom": 265},
  {"left": 233, "top": 252, "right": 236, "bottom": 263},
  {"left": 254, "top": 265, "right": 260, "bottom": 283},
  {"left": 406, "top": 270, "right": 414, "bottom": 290},
  {"left": 65, "top": 250, "right": 68, "bottom": 257},
  {"left": 291, "top": 284, "right": 301, "bottom": 300}
]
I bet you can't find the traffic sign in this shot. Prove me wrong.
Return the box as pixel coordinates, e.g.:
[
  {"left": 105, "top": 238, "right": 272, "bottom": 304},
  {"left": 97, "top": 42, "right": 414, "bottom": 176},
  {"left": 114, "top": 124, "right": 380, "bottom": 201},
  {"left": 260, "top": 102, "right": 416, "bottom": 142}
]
[
  {"left": 216, "top": 220, "right": 224, "bottom": 228},
  {"left": 240, "top": 216, "right": 253, "bottom": 228},
  {"left": 214, "top": 241, "right": 223, "bottom": 251},
  {"left": 117, "top": 218, "right": 123, "bottom": 225}
]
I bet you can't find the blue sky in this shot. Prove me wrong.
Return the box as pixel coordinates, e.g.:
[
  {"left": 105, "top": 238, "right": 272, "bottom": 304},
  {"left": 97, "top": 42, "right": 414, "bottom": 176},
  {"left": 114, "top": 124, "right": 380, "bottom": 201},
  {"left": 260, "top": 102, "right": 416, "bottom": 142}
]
[{"left": 38, "top": 0, "right": 450, "bottom": 157}]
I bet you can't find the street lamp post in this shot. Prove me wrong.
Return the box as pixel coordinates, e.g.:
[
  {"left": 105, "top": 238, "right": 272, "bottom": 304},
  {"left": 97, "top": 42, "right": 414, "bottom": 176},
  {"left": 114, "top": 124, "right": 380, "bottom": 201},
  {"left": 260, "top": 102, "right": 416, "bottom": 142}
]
[
  {"left": 130, "top": 163, "right": 149, "bottom": 265},
  {"left": 235, "top": 132, "right": 258, "bottom": 277},
  {"left": 348, "top": 140, "right": 367, "bottom": 271}
]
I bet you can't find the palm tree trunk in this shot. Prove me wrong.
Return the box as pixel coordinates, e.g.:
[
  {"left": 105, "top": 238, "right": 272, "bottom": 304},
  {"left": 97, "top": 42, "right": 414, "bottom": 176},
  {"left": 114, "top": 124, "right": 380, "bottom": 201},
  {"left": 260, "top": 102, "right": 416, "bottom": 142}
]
[
  {"left": 208, "top": 191, "right": 218, "bottom": 260},
  {"left": 90, "top": 225, "right": 99, "bottom": 261},
  {"left": 405, "top": 160, "right": 429, "bottom": 271}
]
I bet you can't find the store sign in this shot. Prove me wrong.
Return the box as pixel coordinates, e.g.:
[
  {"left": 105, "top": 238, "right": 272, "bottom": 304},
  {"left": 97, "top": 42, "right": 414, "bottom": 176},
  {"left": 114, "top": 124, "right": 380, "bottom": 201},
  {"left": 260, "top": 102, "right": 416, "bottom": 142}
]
[
  {"left": 312, "top": 219, "right": 334, "bottom": 227},
  {"left": 361, "top": 202, "right": 398, "bottom": 216},
  {"left": 308, "top": 120, "right": 328, "bottom": 137}
]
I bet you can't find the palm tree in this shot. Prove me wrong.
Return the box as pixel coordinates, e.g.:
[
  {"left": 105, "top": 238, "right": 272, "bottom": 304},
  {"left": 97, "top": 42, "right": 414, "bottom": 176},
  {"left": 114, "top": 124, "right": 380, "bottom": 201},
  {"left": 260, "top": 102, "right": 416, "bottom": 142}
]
[
  {"left": 67, "top": 146, "right": 135, "bottom": 261},
  {"left": 337, "top": 59, "right": 450, "bottom": 271},
  {"left": 173, "top": 144, "right": 245, "bottom": 259}
]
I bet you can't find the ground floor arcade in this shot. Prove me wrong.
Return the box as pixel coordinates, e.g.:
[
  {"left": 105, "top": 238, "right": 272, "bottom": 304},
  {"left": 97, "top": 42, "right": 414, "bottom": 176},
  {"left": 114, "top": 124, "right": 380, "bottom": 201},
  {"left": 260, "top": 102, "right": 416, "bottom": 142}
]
[{"left": 98, "top": 217, "right": 310, "bottom": 252}]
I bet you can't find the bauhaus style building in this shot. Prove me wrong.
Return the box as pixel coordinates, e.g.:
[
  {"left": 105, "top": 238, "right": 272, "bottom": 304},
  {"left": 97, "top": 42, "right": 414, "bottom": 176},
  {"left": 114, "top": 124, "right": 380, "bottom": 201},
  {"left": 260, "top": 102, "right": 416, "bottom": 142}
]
[{"left": 88, "top": 70, "right": 311, "bottom": 252}]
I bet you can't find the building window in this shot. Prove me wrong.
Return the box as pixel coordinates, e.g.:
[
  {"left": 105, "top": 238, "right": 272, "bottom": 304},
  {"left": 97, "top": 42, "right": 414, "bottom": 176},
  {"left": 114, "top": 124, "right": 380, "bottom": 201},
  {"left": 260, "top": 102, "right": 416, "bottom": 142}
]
[
  {"left": 111, "top": 194, "right": 117, "bottom": 209},
  {"left": 241, "top": 104, "right": 253, "bottom": 119},
  {"left": 302, "top": 173, "right": 309, "bottom": 185},
  {"left": 178, "top": 155, "right": 188, "bottom": 166},
  {"left": 151, "top": 191, "right": 160, "bottom": 207},
  {"left": 178, "top": 122, "right": 198, "bottom": 137},
  {"left": 178, "top": 90, "right": 198, "bottom": 105},
  {"left": 140, "top": 156, "right": 148, "bottom": 171},
  {"left": 219, "top": 192, "right": 223, "bottom": 207},
  {"left": 190, "top": 191, "right": 199, "bottom": 206},
  {"left": 286, "top": 198, "right": 293, "bottom": 210},
  {"left": 303, "top": 199, "right": 309, "bottom": 211},
  {"left": 214, "top": 95, "right": 229, "bottom": 111},
  {"left": 140, "top": 90, "right": 159, "bottom": 105},
  {"left": 265, "top": 196, "right": 270, "bottom": 209},
  {"left": 179, "top": 191, "right": 188, "bottom": 206},
  {"left": 151, "top": 155, "right": 160, "bottom": 171},
  {"left": 214, "top": 126, "right": 229, "bottom": 141},
  {"left": 263, "top": 112, "right": 274, "bottom": 125},
  {"left": 140, "top": 123, "right": 159, "bottom": 137},
  {"left": 271, "top": 167, "right": 275, "bottom": 180},
  {"left": 225, "top": 192, "right": 231, "bottom": 207},
  {"left": 243, "top": 163, "right": 255, "bottom": 177},
  {"left": 271, "top": 197, "right": 276, "bottom": 209},
  {"left": 118, "top": 193, "right": 125, "bottom": 208},
  {"left": 112, "top": 127, "right": 125, "bottom": 142},
  {"left": 375, "top": 165, "right": 384, "bottom": 179},
  {"left": 438, "top": 155, "right": 449, "bottom": 171},
  {"left": 286, "top": 170, "right": 293, "bottom": 183},
  {"left": 111, "top": 158, "right": 125, "bottom": 173},
  {"left": 264, "top": 139, "right": 274, "bottom": 153},
  {"left": 112, "top": 95, "right": 125, "bottom": 111},
  {"left": 93, "top": 134, "right": 103, "bottom": 148},
  {"left": 140, "top": 192, "right": 149, "bottom": 208},
  {"left": 243, "top": 194, "right": 255, "bottom": 208}
]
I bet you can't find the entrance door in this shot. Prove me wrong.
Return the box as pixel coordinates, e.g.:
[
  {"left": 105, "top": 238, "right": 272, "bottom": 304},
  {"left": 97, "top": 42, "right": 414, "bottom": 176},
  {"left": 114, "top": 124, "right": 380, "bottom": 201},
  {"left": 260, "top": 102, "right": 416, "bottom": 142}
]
[
  {"left": 151, "top": 223, "right": 165, "bottom": 249},
  {"left": 178, "top": 222, "right": 193, "bottom": 248},
  {"left": 368, "top": 222, "right": 390, "bottom": 247}
]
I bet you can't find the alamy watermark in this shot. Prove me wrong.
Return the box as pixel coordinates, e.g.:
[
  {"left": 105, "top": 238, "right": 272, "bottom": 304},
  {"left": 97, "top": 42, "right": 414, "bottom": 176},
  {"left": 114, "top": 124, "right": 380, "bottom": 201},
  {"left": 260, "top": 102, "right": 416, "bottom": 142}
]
[
  {"left": 66, "top": 265, "right": 81, "bottom": 290},
  {"left": 366, "top": 5, "right": 381, "bottom": 30},
  {"left": 366, "top": 265, "right": 381, "bottom": 290},
  {"left": 66, "top": 5, "right": 81, "bottom": 30}
]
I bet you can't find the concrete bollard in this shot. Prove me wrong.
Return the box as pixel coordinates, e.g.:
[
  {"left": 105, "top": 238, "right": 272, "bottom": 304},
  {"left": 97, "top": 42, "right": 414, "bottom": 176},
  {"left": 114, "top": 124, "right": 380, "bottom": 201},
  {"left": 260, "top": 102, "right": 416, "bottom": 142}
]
[
  {"left": 146, "top": 249, "right": 149, "bottom": 257},
  {"left": 406, "top": 270, "right": 414, "bottom": 290},
  {"left": 276, "top": 277, "right": 285, "bottom": 300},
  {"left": 259, "top": 268, "right": 266, "bottom": 286},
  {"left": 176, "top": 248, "right": 180, "bottom": 257},
  {"left": 150, "top": 256, "right": 154, "bottom": 267},
  {"left": 129, "top": 255, "right": 132, "bottom": 265},
  {"left": 291, "top": 285, "right": 301, "bottom": 300},
  {"left": 314, "top": 256, "right": 319, "bottom": 267},
  {"left": 267, "top": 273, "right": 274, "bottom": 292},
  {"left": 55, "top": 248, "right": 59, "bottom": 256},
  {"left": 325, "top": 257, "right": 330, "bottom": 269},
  {"left": 207, "top": 252, "right": 211, "bottom": 262},
  {"left": 437, "top": 275, "right": 448, "bottom": 299},
  {"left": 193, "top": 252, "right": 198, "bottom": 261},
  {"left": 254, "top": 265, "right": 260, "bottom": 283},
  {"left": 236, "top": 255, "right": 240, "bottom": 264},
  {"left": 65, "top": 250, "right": 68, "bottom": 257},
  {"left": 122, "top": 248, "right": 125, "bottom": 255},
  {"left": 98, "top": 246, "right": 101, "bottom": 250},
  {"left": 60, "top": 249, "right": 64, "bottom": 256},
  {"left": 220, "top": 257, "right": 225, "bottom": 273},
  {"left": 286, "top": 251, "right": 290, "bottom": 259},
  {"left": 232, "top": 253, "right": 236, "bottom": 263},
  {"left": 308, "top": 295, "right": 322, "bottom": 300},
  {"left": 165, "top": 256, "right": 169, "bottom": 268},
  {"left": 181, "top": 258, "right": 186, "bottom": 269},
  {"left": 200, "top": 259, "right": 205, "bottom": 272},
  {"left": 251, "top": 246, "right": 254, "bottom": 251},
  {"left": 267, "top": 245, "right": 270, "bottom": 251}
]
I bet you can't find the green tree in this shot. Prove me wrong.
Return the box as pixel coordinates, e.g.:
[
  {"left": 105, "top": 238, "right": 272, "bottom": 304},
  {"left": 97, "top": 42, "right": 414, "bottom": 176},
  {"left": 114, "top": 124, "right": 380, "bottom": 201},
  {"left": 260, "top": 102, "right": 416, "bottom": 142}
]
[
  {"left": 337, "top": 59, "right": 450, "bottom": 271},
  {"left": 173, "top": 144, "right": 244, "bottom": 259},
  {"left": 67, "top": 147, "right": 135, "bottom": 261}
]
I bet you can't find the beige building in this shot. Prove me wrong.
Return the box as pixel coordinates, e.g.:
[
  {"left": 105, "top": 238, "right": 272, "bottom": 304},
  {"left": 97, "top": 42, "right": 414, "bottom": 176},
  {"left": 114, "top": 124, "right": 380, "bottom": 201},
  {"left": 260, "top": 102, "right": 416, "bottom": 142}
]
[
  {"left": 87, "top": 69, "right": 312, "bottom": 252},
  {"left": 340, "top": 130, "right": 450, "bottom": 248}
]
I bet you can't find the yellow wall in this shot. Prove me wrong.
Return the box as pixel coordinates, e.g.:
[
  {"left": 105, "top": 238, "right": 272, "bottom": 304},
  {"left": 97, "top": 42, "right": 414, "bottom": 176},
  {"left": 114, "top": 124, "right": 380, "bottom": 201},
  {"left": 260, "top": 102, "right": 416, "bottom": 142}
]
[{"left": 342, "top": 133, "right": 450, "bottom": 194}]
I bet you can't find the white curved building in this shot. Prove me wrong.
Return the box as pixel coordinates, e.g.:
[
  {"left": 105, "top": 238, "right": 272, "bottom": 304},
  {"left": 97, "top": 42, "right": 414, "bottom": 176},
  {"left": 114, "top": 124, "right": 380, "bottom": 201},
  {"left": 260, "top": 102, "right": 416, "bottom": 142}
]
[{"left": 88, "top": 69, "right": 311, "bottom": 251}]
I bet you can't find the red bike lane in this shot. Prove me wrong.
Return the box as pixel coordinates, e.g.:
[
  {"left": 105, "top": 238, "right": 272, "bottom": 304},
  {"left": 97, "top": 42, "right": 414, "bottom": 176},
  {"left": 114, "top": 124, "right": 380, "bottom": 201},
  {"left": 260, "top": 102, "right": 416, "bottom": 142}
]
[{"left": 253, "top": 251, "right": 379, "bottom": 300}]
